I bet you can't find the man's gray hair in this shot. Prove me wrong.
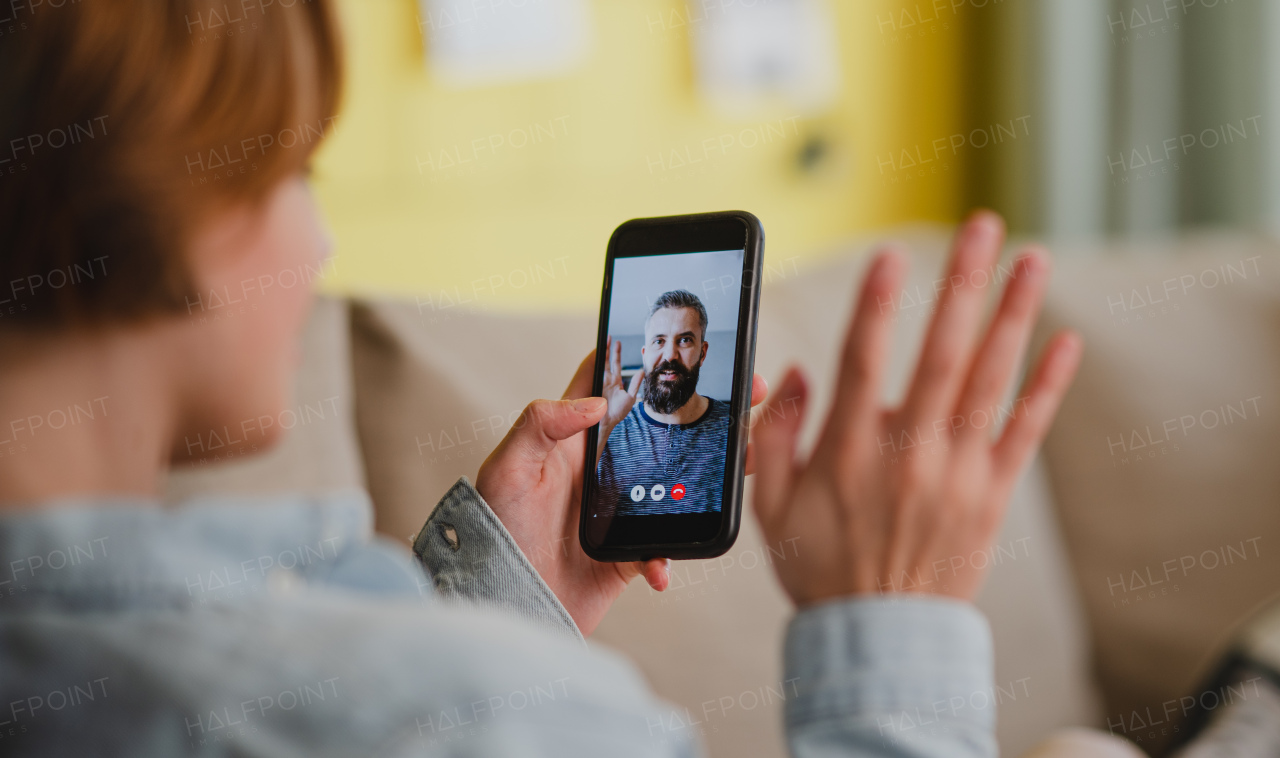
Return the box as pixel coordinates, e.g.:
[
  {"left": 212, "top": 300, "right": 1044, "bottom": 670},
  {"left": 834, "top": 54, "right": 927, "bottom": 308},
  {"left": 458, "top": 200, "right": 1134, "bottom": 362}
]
[{"left": 648, "top": 289, "right": 708, "bottom": 339}]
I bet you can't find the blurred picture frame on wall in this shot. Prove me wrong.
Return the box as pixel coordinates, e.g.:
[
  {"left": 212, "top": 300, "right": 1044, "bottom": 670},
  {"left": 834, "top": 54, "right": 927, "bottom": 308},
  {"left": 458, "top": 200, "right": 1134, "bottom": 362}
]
[
  {"left": 418, "top": 0, "right": 593, "bottom": 87},
  {"left": 689, "top": 0, "right": 840, "bottom": 117}
]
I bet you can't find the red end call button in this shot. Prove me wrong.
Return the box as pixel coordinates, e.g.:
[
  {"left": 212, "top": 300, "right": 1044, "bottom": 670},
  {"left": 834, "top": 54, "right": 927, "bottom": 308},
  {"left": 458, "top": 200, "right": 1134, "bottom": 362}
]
[{"left": 671, "top": 484, "right": 686, "bottom": 500}]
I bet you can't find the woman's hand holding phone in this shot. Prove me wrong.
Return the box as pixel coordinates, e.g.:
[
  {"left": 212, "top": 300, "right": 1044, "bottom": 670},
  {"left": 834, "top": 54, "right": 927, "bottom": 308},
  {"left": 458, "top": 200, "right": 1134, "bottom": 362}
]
[
  {"left": 750, "top": 211, "right": 1083, "bottom": 605},
  {"left": 475, "top": 351, "right": 769, "bottom": 635}
]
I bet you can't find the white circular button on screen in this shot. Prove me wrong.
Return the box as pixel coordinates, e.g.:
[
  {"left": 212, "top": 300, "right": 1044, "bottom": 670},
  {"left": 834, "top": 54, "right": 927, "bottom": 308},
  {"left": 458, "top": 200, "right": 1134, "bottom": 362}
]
[
  {"left": 650, "top": 484, "right": 665, "bottom": 500},
  {"left": 630, "top": 485, "right": 645, "bottom": 502}
]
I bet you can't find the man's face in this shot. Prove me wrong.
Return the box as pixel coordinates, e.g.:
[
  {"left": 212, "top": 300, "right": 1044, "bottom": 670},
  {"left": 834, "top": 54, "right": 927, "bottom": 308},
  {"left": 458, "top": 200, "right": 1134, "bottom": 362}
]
[{"left": 641, "top": 306, "right": 708, "bottom": 415}]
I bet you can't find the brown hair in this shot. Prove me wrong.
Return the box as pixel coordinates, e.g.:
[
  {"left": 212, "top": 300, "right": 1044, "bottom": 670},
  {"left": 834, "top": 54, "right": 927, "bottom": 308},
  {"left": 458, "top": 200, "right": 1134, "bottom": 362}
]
[{"left": 0, "top": 0, "right": 343, "bottom": 329}]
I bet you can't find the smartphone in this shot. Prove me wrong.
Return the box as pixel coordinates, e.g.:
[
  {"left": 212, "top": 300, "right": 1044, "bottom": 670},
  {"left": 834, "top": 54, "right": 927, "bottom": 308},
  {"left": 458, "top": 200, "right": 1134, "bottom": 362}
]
[{"left": 580, "top": 211, "right": 764, "bottom": 561}]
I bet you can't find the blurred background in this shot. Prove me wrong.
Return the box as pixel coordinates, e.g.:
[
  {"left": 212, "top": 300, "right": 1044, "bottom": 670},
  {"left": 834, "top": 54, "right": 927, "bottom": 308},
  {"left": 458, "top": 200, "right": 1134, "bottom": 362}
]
[
  {"left": 196, "top": 1, "right": 1280, "bottom": 755},
  {"left": 309, "top": 0, "right": 958, "bottom": 308},
  {"left": 312, "top": 0, "right": 1280, "bottom": 308}
]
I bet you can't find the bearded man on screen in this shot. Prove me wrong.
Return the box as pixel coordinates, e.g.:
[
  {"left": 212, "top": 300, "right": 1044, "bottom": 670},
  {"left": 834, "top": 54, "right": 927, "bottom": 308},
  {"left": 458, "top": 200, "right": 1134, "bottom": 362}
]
[{"left": 596, "top": 289, "right": 731, "bottom": 516}]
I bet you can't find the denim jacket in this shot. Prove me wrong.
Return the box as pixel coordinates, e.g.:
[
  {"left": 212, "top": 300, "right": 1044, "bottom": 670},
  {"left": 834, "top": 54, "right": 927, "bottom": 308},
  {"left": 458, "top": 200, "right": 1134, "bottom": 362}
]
[{"left": 0, "top": 477, "right": 997, "bottom": 757}]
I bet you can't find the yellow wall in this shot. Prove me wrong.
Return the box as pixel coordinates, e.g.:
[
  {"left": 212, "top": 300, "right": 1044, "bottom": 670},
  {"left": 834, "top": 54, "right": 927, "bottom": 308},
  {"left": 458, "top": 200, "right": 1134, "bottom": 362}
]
[{"left": 313, "top": 0, "right": 968, "bottom": 312}]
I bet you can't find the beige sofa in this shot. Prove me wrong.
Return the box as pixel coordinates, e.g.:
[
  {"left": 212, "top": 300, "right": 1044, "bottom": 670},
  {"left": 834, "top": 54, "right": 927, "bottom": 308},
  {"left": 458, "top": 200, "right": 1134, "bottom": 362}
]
[{"left": 165, "top": 227, "right": 1280, "bottom": 757}]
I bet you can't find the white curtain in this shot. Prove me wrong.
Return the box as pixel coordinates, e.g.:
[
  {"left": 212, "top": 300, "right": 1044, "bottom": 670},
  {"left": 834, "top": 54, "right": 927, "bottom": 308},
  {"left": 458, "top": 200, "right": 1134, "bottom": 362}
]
[{"left": 973, "top": 0, "right": 1274, "bottom": 244}]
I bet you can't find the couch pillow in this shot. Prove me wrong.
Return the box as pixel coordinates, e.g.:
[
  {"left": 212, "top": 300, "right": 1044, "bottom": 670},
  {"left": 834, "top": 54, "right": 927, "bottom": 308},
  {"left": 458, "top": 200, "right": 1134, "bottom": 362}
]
[
  {"left": 348, "top": 301, "right": 598, "bottom": 543},
  {"left": 1032, "top": 233, "right": 1280, "bottom": 754}
]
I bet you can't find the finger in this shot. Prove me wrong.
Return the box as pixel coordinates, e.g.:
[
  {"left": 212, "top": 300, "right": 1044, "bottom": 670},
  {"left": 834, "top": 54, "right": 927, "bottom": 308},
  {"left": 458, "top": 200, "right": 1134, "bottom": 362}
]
[
  {"left": 507, "top": 398, "right": 608, "bottom": 464},
  {"left": 612, "top": 337, "right": 622, "bottom": 382},
  {"left": 563, "top": 350, "right": 597, "bottom": 400},
  {"left": 822, "top": 247, "right": 906, "bottom": 441},
  {"left": 742, "top": 374, "right": 771, "bottom": 476},
  {"left": 751, "top": 366, "right": 809, "bottom": 528},
  {"left": 627, "top": 366, "right": 644, "bottom": 399},
  {"left": 750, "top": 373, "right": 768, "bottom": 408},
  {"left": 899, "top": 210, "right": 1006, "bottom": 430},
  {"left": 953, "top": 249, "right": 1051, "bottom": 443},
  {"left": 641, "top": 558, "right": 670, "bottom": 591},
  {"left": 993, "top": 330, "right": 1083, "bottom": 480}
]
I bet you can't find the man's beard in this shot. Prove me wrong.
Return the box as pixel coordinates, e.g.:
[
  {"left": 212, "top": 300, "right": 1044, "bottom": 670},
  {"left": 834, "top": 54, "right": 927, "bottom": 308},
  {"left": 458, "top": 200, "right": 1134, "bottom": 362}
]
[{"left": 644, "top": 357, "right": 701, "bottom": 415}]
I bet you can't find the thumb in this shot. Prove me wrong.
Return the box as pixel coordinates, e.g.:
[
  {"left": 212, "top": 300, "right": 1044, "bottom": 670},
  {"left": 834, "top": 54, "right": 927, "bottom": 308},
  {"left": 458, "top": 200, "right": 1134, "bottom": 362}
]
[
  {"left": 509, "top": 397, "right": 607, "bottom": 463},
  {"left": 750, "top": 366, "right": 808, "bottom": 530},
  {"left": 562, "top": 350, "right": 596, "bottom": 400}
]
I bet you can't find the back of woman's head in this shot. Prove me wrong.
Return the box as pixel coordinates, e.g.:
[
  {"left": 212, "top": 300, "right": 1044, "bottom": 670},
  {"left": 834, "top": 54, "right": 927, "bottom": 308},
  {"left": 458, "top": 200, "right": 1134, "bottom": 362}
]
[{"left": 0, "top": 0, "right": 343, "bottom": 330}]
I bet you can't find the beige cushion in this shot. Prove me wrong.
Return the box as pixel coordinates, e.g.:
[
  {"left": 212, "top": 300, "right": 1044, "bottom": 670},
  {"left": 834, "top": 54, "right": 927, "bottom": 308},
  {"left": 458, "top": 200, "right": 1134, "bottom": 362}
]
[
  {"left": 1032, "top": 232, "right": 1280, "bottom": 755},
  {"left": 348, "top": 227, "right": 1099, "bottom": 757},
  {"left": 163, "top": 296, "right": 365, "bottom": 502},
  {"left": 1018, "top": 728, "right": 1145, "bottom": 758},
  {"left": 348, "top": 302, "right": 598, "bottom": 544}
]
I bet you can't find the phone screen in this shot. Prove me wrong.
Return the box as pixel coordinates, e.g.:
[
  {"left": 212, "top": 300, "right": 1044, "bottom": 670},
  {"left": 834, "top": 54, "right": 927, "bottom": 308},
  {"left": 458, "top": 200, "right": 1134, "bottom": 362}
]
[{"left": 583, "top": 217, "right": 759, "bottom": 558}]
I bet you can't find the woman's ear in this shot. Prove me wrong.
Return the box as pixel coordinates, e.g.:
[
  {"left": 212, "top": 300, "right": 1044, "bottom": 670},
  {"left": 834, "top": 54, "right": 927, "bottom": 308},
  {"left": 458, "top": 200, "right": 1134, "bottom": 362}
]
[
  {"left": 184, "top": 178, "right": 326, "bottom": 298},
  {"left": 184, "top": 202, "right": 262, "bottom": 295}
]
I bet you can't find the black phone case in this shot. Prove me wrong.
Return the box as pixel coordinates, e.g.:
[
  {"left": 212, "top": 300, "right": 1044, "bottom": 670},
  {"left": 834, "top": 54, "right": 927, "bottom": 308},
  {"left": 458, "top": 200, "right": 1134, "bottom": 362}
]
[{"left": 579, "top": 210, "right": 764, "bottom": 561}]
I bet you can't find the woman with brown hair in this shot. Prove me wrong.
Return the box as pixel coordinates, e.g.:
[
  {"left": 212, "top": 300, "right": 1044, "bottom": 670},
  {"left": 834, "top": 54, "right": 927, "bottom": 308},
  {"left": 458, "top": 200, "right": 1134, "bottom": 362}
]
[{"left": 0, "top": 2, "right": 1092, "bottom": 756}]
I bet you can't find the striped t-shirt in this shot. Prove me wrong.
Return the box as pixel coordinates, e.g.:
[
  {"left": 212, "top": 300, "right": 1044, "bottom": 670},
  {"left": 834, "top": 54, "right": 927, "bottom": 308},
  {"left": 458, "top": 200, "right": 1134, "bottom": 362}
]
[{"left": 595, "top": 397, "right": 730, "bottom": 516}]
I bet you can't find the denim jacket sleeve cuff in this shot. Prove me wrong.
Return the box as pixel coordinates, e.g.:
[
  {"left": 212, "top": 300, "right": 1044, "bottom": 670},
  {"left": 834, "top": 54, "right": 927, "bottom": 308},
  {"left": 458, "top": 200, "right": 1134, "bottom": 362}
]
[
  {"left": 413, "top": 476, "right": 583, "bottom": 643},
  {"left": 783, "top": 595, "right": 997, "bottom": 758}
]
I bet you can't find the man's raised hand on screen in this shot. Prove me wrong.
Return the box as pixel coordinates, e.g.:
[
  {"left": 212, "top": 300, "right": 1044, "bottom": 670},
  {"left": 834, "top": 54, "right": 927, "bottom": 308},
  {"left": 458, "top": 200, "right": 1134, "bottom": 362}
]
[{"left": 600, "top": 335, "right": 643, "bottom": 439}]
